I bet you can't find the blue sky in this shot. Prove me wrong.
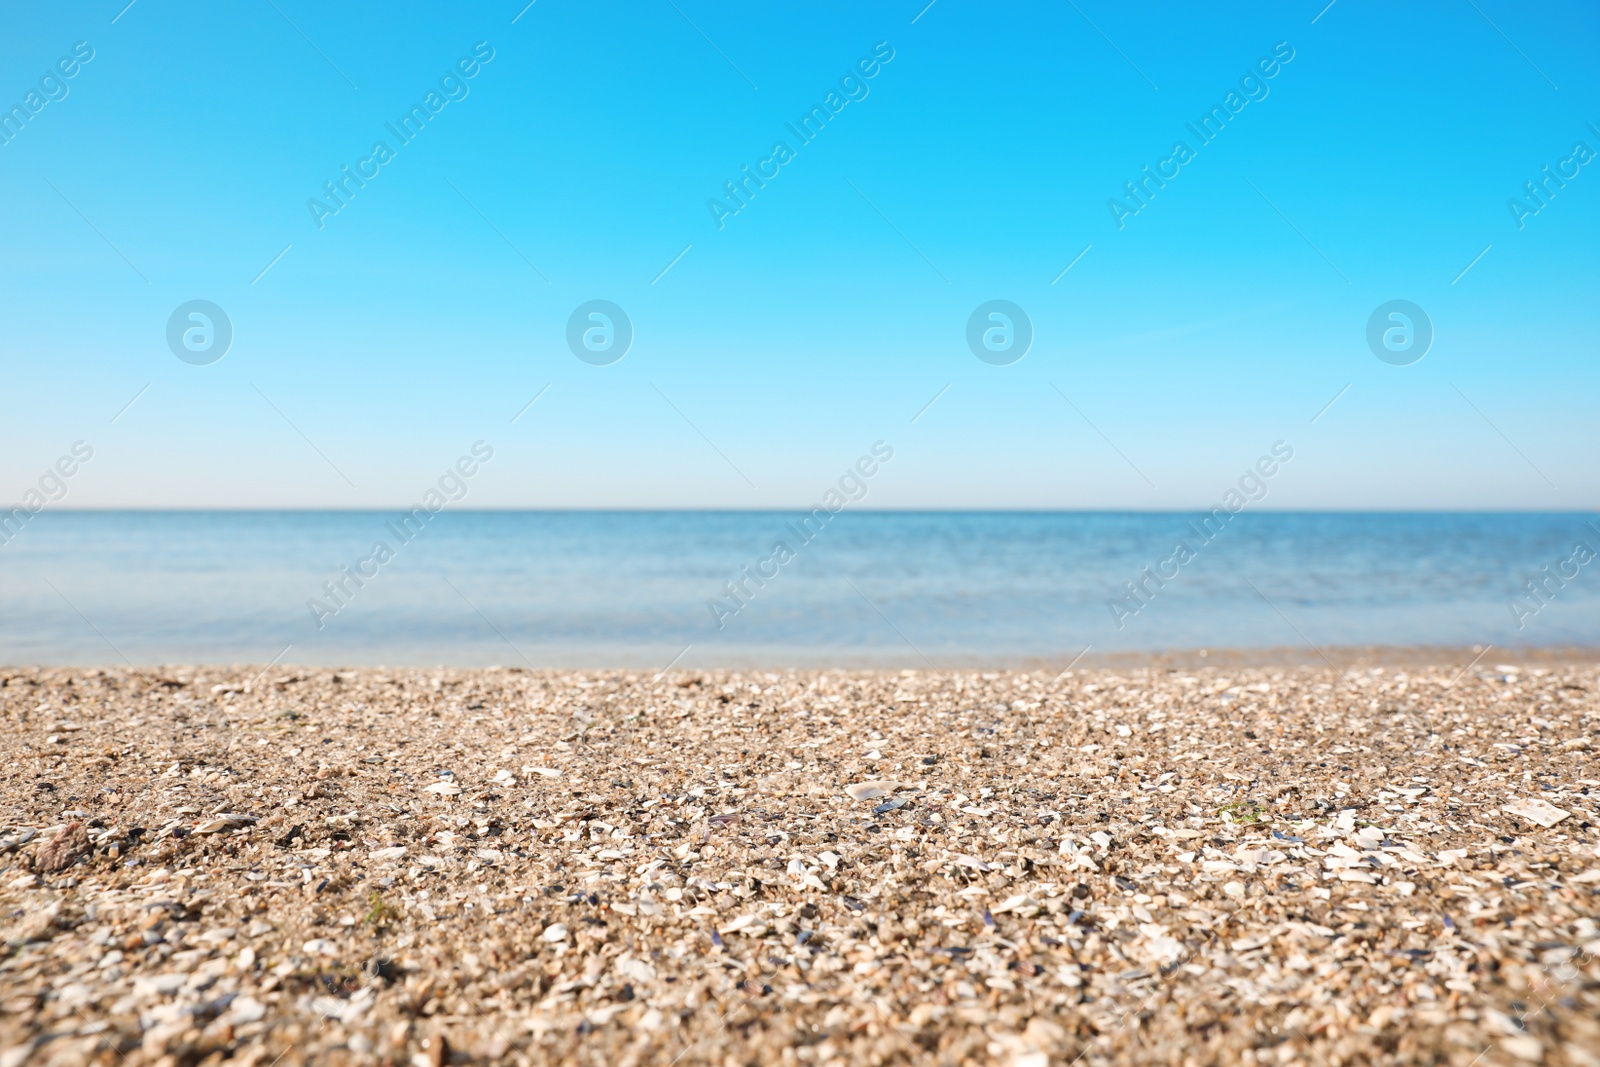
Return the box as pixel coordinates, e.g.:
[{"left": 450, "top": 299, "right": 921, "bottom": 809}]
[{"left": 2, "top": 0, "right": 1596, "bottom": 509}]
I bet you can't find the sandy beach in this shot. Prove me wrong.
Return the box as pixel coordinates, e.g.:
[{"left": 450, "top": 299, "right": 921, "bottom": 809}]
[{"left": 2, "top": 659, "right": 1597, "bottom": 1066}]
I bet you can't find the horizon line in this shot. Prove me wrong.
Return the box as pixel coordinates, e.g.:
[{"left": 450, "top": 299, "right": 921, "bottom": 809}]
[{"left": 26, "top": 506, "right": 1600, "bottom": 516}]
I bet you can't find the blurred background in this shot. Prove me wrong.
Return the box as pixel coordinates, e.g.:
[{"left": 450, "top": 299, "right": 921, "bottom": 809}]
[{"left": 1, "top": 1, "right": 1596, "bottom": 665}]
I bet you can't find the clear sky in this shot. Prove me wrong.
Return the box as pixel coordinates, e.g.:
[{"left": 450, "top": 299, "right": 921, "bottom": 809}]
[{"left": 2, "top": 0, "right": 1596, "bottom": 510}]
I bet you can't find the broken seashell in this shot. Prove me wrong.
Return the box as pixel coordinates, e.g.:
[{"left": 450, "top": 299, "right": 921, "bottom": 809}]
[{"left": 845, "top": 780, "right": 902, "bottom": 801}]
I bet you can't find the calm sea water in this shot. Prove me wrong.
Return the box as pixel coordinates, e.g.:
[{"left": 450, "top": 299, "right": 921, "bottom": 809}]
[{"left": 2, "top": 511, "right": 1597, "bottom": 667}]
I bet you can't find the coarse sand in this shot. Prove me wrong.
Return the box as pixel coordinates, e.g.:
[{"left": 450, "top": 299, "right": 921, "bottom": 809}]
[{"left": 2, "top": 661, "right": 1598, "bottom": 1066}]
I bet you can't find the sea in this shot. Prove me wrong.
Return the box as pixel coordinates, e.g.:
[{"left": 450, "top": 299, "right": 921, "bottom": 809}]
[{"left": 2, "top": 511, "right": 1597, "bottom": 668}]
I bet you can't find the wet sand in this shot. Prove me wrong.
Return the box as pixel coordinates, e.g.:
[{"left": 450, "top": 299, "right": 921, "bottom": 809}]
[{"left": 2, "top": 660, "right": 1597, "bottom": 1066}]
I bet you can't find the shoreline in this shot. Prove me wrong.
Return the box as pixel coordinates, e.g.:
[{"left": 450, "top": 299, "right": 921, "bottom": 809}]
[
  {"left": 3, "top": 663, "right": 1597, "bottom": 1064},
  {"left": 7, "top": 645, "right": 1600, "bottom": 675}
]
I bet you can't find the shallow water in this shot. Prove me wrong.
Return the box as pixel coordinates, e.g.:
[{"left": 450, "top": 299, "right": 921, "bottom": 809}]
[{"left": 2, "top": 511, "right": 1597, "bottom": 666}]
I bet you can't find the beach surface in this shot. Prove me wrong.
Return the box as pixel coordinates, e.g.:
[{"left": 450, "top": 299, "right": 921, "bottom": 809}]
[{"left": 1, "top": 661, "right": 1597, "bottom": 1066}]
